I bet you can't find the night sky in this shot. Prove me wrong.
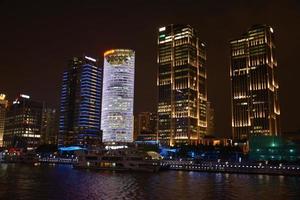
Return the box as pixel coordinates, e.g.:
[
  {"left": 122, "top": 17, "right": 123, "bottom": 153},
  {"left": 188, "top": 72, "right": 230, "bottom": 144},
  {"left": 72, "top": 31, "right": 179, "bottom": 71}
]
[{"left": 1, "top": 0, "right": 300, "bottom": 137}]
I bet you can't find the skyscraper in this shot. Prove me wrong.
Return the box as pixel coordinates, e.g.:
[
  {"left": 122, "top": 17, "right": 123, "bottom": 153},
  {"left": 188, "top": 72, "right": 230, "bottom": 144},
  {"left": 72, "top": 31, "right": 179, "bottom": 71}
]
[
  {"left": 59, "top": 56, "right": 102, "bottom": 147},
  {"left": 157, "top": 24, "right": 207, "bottom": 146},
  {"left": 230, "top": 24, "right": 280, "bottom": 141},
  {"left": 135, "top": 112, "right": 157, "bottom": 142},
  {"left": 41, "top": 107, "right": 58, "bottom": 145},
  {"left": 3, "top": 94, "right": 43, "bottom": 150},
  {"left": 206, "top": 101, "right": 215, "bottom": 136},
  {"left": 101, "top": 49, "right": 135, "bottom": 143},
  {"left": 0, "top": 94, "right": 8, "bottom": 147}
]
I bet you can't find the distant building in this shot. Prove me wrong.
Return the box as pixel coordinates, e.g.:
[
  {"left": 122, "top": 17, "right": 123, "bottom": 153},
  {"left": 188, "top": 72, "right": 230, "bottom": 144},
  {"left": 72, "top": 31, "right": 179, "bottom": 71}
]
[
  {"left": 135, "top": 112, "right": 157, "bottom": 142},
  {"left": 230, "top": 24, "right": 280, "bottom": 141},
  {"left": 157, "top": 24, "right": 207, "bottom": 146},
  {"left": 0, "top": 94, "right": 8, "bottom": 147},
  {"left": 101, "top": 49, "right": 135, "bottom": 143},
  {"left": 206, "top": 101, "right": 215, "bottom": 136},
  {"left": 249, "top": 136, "right": 300, "bottom": 161},
  {"left": 3, "top": 94, "right": 43, "bottom": 150},
  {"left": 59, "top": 56, "right": 102, "bottom": 148},
  {"left": 199, "top": 136, "right": 232, "bottom": 147},
  {"left": 41, "top": 107, "right": 58, "bottom": 145},
  {"left": 133, "top": 116, "right": 139, "bottom": 140},
  {"left": 283, "top": 130, "right": 300, "bottom": 142}
]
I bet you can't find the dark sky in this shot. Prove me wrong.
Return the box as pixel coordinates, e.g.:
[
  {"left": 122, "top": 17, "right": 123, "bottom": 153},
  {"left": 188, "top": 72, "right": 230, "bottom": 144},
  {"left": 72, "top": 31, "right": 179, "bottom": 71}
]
[{"left": 1, "top": 0, "right": 300, "bottom": 137}]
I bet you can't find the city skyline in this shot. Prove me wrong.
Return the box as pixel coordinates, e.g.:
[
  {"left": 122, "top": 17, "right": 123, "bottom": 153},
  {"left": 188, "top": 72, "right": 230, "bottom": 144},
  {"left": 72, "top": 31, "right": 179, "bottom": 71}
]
[
  {"left": 0, "top": 2, "right": 300, "bottom": 200},
  {"left": 1, "top": 0, "right": 300, "bottom": 138}
]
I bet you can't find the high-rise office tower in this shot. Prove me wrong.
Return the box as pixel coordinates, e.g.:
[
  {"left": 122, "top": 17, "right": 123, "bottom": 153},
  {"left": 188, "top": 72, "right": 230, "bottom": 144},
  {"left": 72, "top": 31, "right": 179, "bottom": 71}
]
[
  {"left": 0, "top": 94, "right": 8, "bottom": 147},
  {"left": 41, "top": 107, "right": 58, "bottom": 145},
  {"left": 101, "top": 49, "right": 135, "bottom": 143},
  {"left": 230, "top": 24, "right": 280, "bottom": 141},
  {"left": 157, "top": 24, "right": 207, "bottom": 146},
  {"left": 59, "top": 56, "right": 102, "bottom": 147},
  {"left": 206, "top": 101, "right": 215, "bottom": 136},
  {"left": 135, "top": 112, "right": 157, "bottom": 142},
  {"left": 3, "top": 94, "right": 43, "bottom": 150}
]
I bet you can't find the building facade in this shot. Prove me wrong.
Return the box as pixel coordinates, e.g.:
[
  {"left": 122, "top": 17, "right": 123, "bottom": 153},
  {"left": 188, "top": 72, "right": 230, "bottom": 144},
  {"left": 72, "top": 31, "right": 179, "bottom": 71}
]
[
  {"left": 59, "top": 56, "right": 102, "bottom": 147},
  {"left": 3, "top": 94, "right": 43, "bottom": 150},
  {"left": 135, "top": 112, "right": 157, "bottom": 142},
  {"left": 101, "top": 49, "right": 135, "bottom": 143},
  {"left": 0, "top": 94, "right": 8, "bottom": 147},
  {"left": 206, "top": 101, "right": 215, "bottom": 136},
  {"left": 41, "top": 107, "right": 58, "bottom": 145},
  {"left": 157, "top": 24, "right": 207, "bottom": 146},
  {"left": 230, "top": 24, "right": 280, "bottom": 141}
]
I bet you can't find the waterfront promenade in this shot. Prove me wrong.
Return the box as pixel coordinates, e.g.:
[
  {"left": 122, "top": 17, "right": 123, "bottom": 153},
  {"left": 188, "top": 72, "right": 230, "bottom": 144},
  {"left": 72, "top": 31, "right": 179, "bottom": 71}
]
[
  {"left": 161, "top": 160, "right": 300, "bottom": 176},
  {"left": 34, "top": 157, "right": 300, "bottom": 176}
]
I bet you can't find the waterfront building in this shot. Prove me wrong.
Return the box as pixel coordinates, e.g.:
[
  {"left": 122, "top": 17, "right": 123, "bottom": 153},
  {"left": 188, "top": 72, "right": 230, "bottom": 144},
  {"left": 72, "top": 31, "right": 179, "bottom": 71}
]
[
  {"left": 230, "top": 24, "right": 280, "bottom": 141},
  {"left": 157, "top": 24, "right": 207, "bottom": 146},
  {"left": 3, "top": 94, "right": 43, "bottom": 150},
  {"left": 0, "top": 94, "right": 8, "bottom": 147},
  {"left": 206, "top": 101, "right": 215, "bottom": 136},
  {"left": 101, "top": 49, "right": 135, "bottom": 143},
  {"left": 41, "top": 107, "right": 58, "bottom": 145},
  {"left": 249, "top": 136, "right": 300, "bottom": 161},
  {"left": 59, "top": 56, "right": 102, "bottom": 148},
  {"left": 199, "top": 136, "right": 232, "bottom": 147},
  {"left": 135, "top": 112, "right": 157, "bottom": 142}
]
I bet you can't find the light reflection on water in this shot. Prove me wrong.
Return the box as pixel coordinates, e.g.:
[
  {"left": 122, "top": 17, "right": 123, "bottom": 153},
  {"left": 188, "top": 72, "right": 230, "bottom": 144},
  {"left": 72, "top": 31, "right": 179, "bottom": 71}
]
[{"left": 0, "top": 164, "right": 299, "bottom": 200}]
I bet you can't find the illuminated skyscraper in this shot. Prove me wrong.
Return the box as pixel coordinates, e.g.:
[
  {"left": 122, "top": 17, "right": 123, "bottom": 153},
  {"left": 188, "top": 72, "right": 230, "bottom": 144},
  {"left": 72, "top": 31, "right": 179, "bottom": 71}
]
[
  {"left": 59, "top": 56, "right": 102, "bottom": 147},
  {"left": 0, "top": 94, "right": 8, "bottom": 147},
  {"left": 3, "top": 94, "right": 43, "bottom": 150},
  {"left": 230, "top": 24, "right": 280, "bottom": 141},
  {"left": 157, "top": 24, "right": 207, "bottom": 146},
  {"left": 101, "top": 49, "right": 135, "bottom": 142}
]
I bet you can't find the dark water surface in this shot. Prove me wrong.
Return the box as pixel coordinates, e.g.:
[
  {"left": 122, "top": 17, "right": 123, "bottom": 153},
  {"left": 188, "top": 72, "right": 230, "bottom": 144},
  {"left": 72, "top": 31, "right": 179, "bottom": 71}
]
[{"left": 0, "top": 163, "right": 299, "bottom": 200}]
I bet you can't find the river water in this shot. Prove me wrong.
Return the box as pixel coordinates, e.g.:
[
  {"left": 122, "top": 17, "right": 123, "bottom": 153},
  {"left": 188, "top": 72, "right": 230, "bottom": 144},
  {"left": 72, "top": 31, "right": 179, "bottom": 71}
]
[{"left": 0, "top": 163, "right": 299, "bottom": 200}]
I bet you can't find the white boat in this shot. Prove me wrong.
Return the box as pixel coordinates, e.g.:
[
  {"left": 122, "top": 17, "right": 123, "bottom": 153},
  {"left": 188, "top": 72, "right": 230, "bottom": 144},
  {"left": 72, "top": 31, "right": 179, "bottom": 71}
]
[{"left": 74, "top": 147, "right": 162, "bottom": 172}]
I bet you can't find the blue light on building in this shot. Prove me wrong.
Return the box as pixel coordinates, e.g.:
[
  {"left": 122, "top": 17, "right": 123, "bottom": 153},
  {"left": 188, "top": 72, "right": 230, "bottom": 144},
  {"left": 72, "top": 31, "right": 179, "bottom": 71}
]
[
  {"left": 58, "top": 146, "right": 85, "bottom": 152},
  {"left": 59, "top": 56, "right": 102, "bottom": 148}
]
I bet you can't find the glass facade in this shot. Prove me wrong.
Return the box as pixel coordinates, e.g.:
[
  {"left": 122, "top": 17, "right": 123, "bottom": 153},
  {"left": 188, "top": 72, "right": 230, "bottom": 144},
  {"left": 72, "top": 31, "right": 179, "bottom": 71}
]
[
  {"left": 230, "top": 24, "right": 280, "bottom": 140},
  {"left": 157, "top": 24, "right": 207, "bottom": 146},
  {"left": 59, "top": 56, "right": 102, "bottom": 147},
  {"left": 101, "top": 49, "right": 135, "bottom": 142}
]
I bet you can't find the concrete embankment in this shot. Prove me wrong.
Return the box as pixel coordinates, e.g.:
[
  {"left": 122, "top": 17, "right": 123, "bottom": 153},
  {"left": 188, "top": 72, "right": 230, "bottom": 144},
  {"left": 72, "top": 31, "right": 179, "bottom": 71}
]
[{"left": 161, "top": 160, "right": 300, "bottom": 176}]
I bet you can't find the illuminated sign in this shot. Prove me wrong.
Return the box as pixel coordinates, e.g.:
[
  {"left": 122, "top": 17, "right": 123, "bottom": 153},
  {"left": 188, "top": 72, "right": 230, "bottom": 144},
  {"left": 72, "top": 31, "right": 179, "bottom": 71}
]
[
  {"left": 20, "top": 94, "right": 30, "bottom": 99},
  {"left": 84, "top": 56, "right": 96, "bottom": 62},
  {"left": 159, "top": 27, "right": 166, "bottom": 32},
  {"left": 105, "top": 145, "right": 128, "bottom": 150}
]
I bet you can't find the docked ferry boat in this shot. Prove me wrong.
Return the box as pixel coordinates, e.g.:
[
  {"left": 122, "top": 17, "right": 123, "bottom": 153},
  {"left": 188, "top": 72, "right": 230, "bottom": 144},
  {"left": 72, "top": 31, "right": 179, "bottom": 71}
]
[{"left": 74, "top": 147, "right": 162, "bottom": 172}]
